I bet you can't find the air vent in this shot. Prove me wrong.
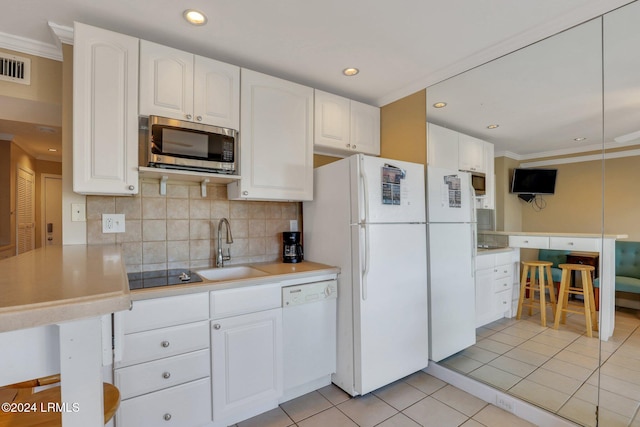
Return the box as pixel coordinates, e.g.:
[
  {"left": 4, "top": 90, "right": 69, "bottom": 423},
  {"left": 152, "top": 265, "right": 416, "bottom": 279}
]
[{"left": 0, "top": 54, "right": 31, "bottom": 85}]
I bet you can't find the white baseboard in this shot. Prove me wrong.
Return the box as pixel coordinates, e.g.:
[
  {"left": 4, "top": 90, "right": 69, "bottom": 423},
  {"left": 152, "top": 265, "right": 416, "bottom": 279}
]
[{"left": 424, "top": 364, "right": 580, "bottom": 427}]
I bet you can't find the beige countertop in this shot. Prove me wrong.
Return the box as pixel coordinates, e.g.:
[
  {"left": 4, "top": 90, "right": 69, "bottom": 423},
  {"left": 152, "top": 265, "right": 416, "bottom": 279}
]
[
  {"left": 0, "top": 244, "right": 339, "bottom": 330},
  {"left": 476, "top": 247, "right": 514, "bottom": 255},
  {"left": 0, "top": 244, "right": 131, "bottom": 333},
  {"left": 481, "top": 231, "right": 628, "bottom": 239},
  {"left": 130, "top": 261, "right": 341, "bottom": 301}
]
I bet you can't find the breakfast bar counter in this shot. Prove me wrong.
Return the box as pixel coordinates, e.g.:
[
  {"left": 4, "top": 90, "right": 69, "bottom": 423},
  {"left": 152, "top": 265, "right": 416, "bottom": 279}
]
[
  {"left": 487, "top": 231, "right": 628, "bottom": 340},
  {"left": 0, "top": 244, "right": 130, "bottom": 333}
]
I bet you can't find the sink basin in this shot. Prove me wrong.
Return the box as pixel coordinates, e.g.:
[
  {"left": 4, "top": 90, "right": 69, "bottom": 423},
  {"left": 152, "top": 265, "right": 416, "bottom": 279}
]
[{"left": 195, "top": 266, "right": 268, "bottom": 282}]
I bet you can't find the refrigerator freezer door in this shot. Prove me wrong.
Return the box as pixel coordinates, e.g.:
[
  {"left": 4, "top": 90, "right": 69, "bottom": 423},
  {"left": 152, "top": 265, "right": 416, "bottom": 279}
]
[
  {"left": 427, "top": 167, "right": 474, "bottom": 223},
  {"left": 428, "top": 222, "right": 476, "bottom": 362},
  {"left": 352, "top": 222, "right": 429, "bottom": 395},
  {"left": 351, "top": 155, "right": 426, "bottom": 225}
]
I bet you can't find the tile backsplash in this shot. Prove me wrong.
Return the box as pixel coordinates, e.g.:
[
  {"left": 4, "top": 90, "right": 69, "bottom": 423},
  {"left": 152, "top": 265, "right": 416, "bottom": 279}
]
[{"left": 86, "top": 180, "right": 302, "bottom": 273}]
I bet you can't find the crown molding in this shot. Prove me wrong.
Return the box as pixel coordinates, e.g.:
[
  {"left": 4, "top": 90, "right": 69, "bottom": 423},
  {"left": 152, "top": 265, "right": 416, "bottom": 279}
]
[
  {"left": 520, "top": 148, "right": 640, "bottom": 168},
  {"left": 48, "top": 22, "right": 74, "bottom": 46},
  {"left": 0, "top": 30, "right": 61, "bottom": 61},
  {"left": 495, "top": 151, "right": 523, "bottom": 161}
]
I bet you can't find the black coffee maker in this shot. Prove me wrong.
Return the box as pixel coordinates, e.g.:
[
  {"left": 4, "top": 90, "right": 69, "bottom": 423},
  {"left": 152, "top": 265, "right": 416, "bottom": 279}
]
[{"left": 282, "top": 232, "right": 303, "bottom": 263}]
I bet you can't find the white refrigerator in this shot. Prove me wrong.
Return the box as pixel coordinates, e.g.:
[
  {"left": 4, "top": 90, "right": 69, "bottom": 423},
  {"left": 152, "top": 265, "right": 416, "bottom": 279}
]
[
  {"left": 303, "top": 154, "right": 429, "bottom": 396},
  {"left": 426, "top": 167, "right": 477, "bottom": 362}
]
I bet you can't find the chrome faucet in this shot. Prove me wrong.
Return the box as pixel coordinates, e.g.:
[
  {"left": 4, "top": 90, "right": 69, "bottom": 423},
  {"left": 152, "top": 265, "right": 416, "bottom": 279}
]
[{"left": 216, "top": 218, "right": 233, "bottom": 267}]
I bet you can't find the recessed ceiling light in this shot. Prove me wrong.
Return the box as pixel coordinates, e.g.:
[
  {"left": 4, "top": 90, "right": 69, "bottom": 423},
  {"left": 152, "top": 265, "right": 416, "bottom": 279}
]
[
  {"left": 433, "top": 102, "right": 447, "bottom": 108},
  {"left": 48, "top": 148, "right": 58, "bottom": 152},
  {"left": 342, "top": 68, "right": 359, "bottom": 76},
  {"left": 574, "top": 137, "right": 587, "bottom": 141},
  {"left": 487, "top": 124, "right": 499, "bottom": 129},
  {"left": 183, "top": 9, "right": 208, "bottom": 26}
]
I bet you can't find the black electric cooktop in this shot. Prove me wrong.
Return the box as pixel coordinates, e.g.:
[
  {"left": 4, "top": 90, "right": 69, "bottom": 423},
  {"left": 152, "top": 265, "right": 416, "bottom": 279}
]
[{"left": 127, "top": 269, "right": 203, "bottom": 290}]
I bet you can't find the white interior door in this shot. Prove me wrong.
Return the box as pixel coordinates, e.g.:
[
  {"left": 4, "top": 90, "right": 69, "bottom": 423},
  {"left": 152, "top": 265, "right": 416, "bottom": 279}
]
[
  {"left": 42, "top": 174, "right": 62, "bottom": 246},
  {"left": 16, "top": 165, "right": 35, "bottom": 254}
]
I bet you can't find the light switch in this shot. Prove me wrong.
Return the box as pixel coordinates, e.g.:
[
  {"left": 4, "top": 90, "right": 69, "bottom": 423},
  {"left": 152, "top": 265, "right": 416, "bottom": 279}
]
[{"left": 71, "top": 203, "right": 86, "bottom": 222}]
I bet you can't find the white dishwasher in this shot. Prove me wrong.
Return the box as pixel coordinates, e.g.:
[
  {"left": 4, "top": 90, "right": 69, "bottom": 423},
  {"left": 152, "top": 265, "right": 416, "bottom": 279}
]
[{"left": 281, "top": 279, "right": 337, "bottom": 403}]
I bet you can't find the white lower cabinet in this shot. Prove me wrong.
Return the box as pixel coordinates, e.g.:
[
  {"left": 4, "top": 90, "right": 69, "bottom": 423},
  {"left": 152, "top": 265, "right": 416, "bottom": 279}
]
[
  {"left": 117, "top": 378, "right": 212, "bottom": 427},
  {"left": 115, "top": 273, "right": 337, "bottom": 426},
  {"left": 475, "top": 250, "right": 517, "bottom": 327},
  {"left": 211, "top": 308, "right": 283, "bottom": 425}
]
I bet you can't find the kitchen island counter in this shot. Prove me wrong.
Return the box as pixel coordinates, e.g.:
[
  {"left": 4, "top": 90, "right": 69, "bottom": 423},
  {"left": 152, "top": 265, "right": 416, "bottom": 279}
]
[{"left": 0, "top": 244, "right": 130, "bottom": 333}]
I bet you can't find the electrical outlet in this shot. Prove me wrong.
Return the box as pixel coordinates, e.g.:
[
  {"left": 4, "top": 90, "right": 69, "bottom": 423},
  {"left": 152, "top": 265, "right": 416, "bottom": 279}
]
[
  {"left": 102, "top": 214, "right": 125, "bottom": 233},
  {"left": 496, "top": 395, "right": 516, "bottom": 414},
  {"left": 290, "top": 220, "right": 299, "bottom": 231}
]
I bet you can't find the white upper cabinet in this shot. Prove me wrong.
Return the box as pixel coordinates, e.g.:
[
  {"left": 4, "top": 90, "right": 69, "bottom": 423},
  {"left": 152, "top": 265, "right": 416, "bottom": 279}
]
[
  {"left": 350, "top": 100, "right": 381, "bottom": 156},
  {"left": 314, "top": 90, "right": 380, "bottom": 156},
  {"left": 73, "top": 22, "right": 139, "bottom": 195},
  {"left": 139, "top": 40, "right": 239, "bottom": 130},
  {"left": 458, "top": 133, "right": 486, "bottom": 173},
  {"left": 227, "top": 69, "right": 313, "bottom": 201},
  {"left": 427, "top": 122, "right": 459, "bottom": 170},
  {"left": 477, "top": 142, "right": 495, "bottom": 209}
]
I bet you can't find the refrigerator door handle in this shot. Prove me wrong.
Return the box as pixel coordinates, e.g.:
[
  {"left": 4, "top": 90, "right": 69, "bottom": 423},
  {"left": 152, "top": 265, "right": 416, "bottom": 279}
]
[
  {"left": 360, "top": 224, "right": 370, "bottom": 300},
  {"left": 359, "top": 156, "right": 370, "bottom": 224},
  {"left": 471, "top": 225, "right": 476, "bottom": 280}
]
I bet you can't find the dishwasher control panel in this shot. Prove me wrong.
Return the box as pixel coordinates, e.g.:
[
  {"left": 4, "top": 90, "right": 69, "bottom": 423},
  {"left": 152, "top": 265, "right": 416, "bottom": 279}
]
[{"left": 282, "top": 280, "right": 337, "bottom": 307}]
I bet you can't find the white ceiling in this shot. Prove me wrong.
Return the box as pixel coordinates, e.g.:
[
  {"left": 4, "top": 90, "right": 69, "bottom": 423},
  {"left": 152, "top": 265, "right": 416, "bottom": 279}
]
[{"left": 0, "top": 0, "right": 635, "bottom": 160}]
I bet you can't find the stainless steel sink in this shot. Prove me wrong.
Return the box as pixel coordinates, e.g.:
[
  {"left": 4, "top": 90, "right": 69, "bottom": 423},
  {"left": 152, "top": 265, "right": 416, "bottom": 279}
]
[{"left": 195, "top": 266, "right": 268, "bottom": 282}]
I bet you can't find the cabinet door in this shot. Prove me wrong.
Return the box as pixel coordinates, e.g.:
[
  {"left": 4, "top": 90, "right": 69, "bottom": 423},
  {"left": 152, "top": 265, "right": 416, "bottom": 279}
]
[
  {"left": 194, "top": 56, "right": 240, "bottom": 129},
  {"left": 73, "top": 23, "right": 139, "bottom": 195},
  {"left": 482, "top": 142, "right": 495, "bottom": 209},
  {"left": 458, "top": 134, "right": 485, "bottom": 172},
  {"left": 228, "top": 69, "right": 313, "bottom": 201},
  {"left": 427, "top": 123, "right": 458, "bottom": 170},
  {"left": 211, "top": 308, "right": 283, "bottom": 423},
  {"left": 314, "top": 90, "right": 351, "bottom": 152},
  {"left": 139, "top": 40, "right": 194, "bottom": 121},
  {"left": 350, "top": 100, "right": 381, "bottom": 156},
  {"left": 475, "top": 267, "right": 495, "bottom": 327}
]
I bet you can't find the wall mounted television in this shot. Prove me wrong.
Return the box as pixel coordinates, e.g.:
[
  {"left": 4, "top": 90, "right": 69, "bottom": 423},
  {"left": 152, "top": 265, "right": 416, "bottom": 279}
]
[{"left": 510, "top": 168, "right": 557, "bottom": 199}]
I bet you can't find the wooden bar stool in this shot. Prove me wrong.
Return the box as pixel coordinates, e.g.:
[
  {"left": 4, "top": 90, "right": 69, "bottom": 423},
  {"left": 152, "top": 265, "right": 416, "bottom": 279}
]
[
  {"left": 553, "top": 263, "right": 598, "bottom": 338},
  {"left": 516, "top": 260, "right": 557, "bottom": 326},
  {"left": 0, "top": 374, "right": 120, "bottom": 426}
]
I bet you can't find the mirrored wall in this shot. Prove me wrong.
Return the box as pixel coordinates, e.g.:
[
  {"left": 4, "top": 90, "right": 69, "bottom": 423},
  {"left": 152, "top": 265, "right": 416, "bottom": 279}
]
[{"left": 426, "top": 1, "right": 640, "bottom": 425}]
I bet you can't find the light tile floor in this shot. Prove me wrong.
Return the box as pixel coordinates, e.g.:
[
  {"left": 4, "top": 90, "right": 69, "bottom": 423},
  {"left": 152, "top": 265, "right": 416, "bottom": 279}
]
[
  {"left": 440, "top": 305, "right": 640, "bottom": 427},
  {"left": 233, "top": 372, "right": 536, "bottom": 427}
]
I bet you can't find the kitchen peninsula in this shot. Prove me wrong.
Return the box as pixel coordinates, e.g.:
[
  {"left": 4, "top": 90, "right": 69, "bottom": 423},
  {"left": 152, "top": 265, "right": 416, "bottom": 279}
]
[
  {"left": 0, "top": 244, "right": 131, "bottom": 427},
  {"left": 489, "top": 231, "right": 628, "bottom": 340}
]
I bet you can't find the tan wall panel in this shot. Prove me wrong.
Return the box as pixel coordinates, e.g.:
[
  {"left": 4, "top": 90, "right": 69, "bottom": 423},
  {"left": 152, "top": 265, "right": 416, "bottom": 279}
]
[
  {"left": 0, "top": 48, "right": 62, "bottom": 105},
  {"left": 380, "top": 90, "right": 426, "bottom": 164},
  {"left": 313, "top": 154, "right": 341, "bottom": 168}
]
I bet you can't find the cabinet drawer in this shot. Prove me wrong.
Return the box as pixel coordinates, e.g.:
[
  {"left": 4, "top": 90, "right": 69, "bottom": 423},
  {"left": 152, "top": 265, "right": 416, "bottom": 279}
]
[
  {"left": 118, "top": 321, "right": 209, "bottom": 368},
  {"left": 475, "top": 253, "right": 494, "bottom": 270},
  {"left": 116, "top": 378, "right": 212, "bottom": 427},
  {"left": 115, "top": 349, "right": 210, "bottom": 399},
  {"left": 495, "top": 251, "right": 513, "bottom": 266},
  {"left": 125, "top": 292, "right": 209, "bottom": 333},
  {"left": 509, "top": 235, "right": 549, "bottom": 249},
  {"left": 493, "top": 277, "right": 512, "bottom": 293},
  {"left": 493, "top": 263, "right": 513, "bottom": 279},
  {"left": 496, "top": 290, "right": 511, "bottom": 311},
  {"left": 549, "top": 237, "right": 599, "bottom": 252},
  {"left": 210, "top": 283, "right": 281, "bottom": 319}
]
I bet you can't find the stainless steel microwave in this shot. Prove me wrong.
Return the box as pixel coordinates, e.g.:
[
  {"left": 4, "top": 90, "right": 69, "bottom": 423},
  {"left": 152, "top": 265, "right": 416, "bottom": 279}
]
[
  {"left": 140, "top": 116, "right": 238, "bottom": 174},
  {"left": 470, "top": 172, "right": 486, "bottom": 196}
]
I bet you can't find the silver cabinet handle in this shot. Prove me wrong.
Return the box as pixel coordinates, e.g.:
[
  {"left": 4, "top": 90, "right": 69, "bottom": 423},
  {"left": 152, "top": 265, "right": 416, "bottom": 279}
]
[
  {"left": 568, "top": 242, "right": 574, "bottom": 246},
  {"left": 162, "top": 372, "right": 171, "bottom": 379},
  {"left": 346, "top": 143, "right": 351, "bottom": 148},
  {"left": 196, "top": 116, "right": 202, "bottom": 121},
  {"left": 213, "top": 324, "right": 221, "bottom": 330},
  {"left": 186, "top": 114, "right": 192, "bottom": 120},
  {"left": 128, "top": 185, "right": 135, "bottom": 191},
  {"left": 164, "top": 413, "right": 172, "bottom": 421},
  {"left": 352, "top": 145, "right": 357, "bottom": 149},
  {"left": 242, "top": 191, "right": 248, "bottom": 196},
  {"left": 161, "top": 340, "right": 170, "bottom": 348}
]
